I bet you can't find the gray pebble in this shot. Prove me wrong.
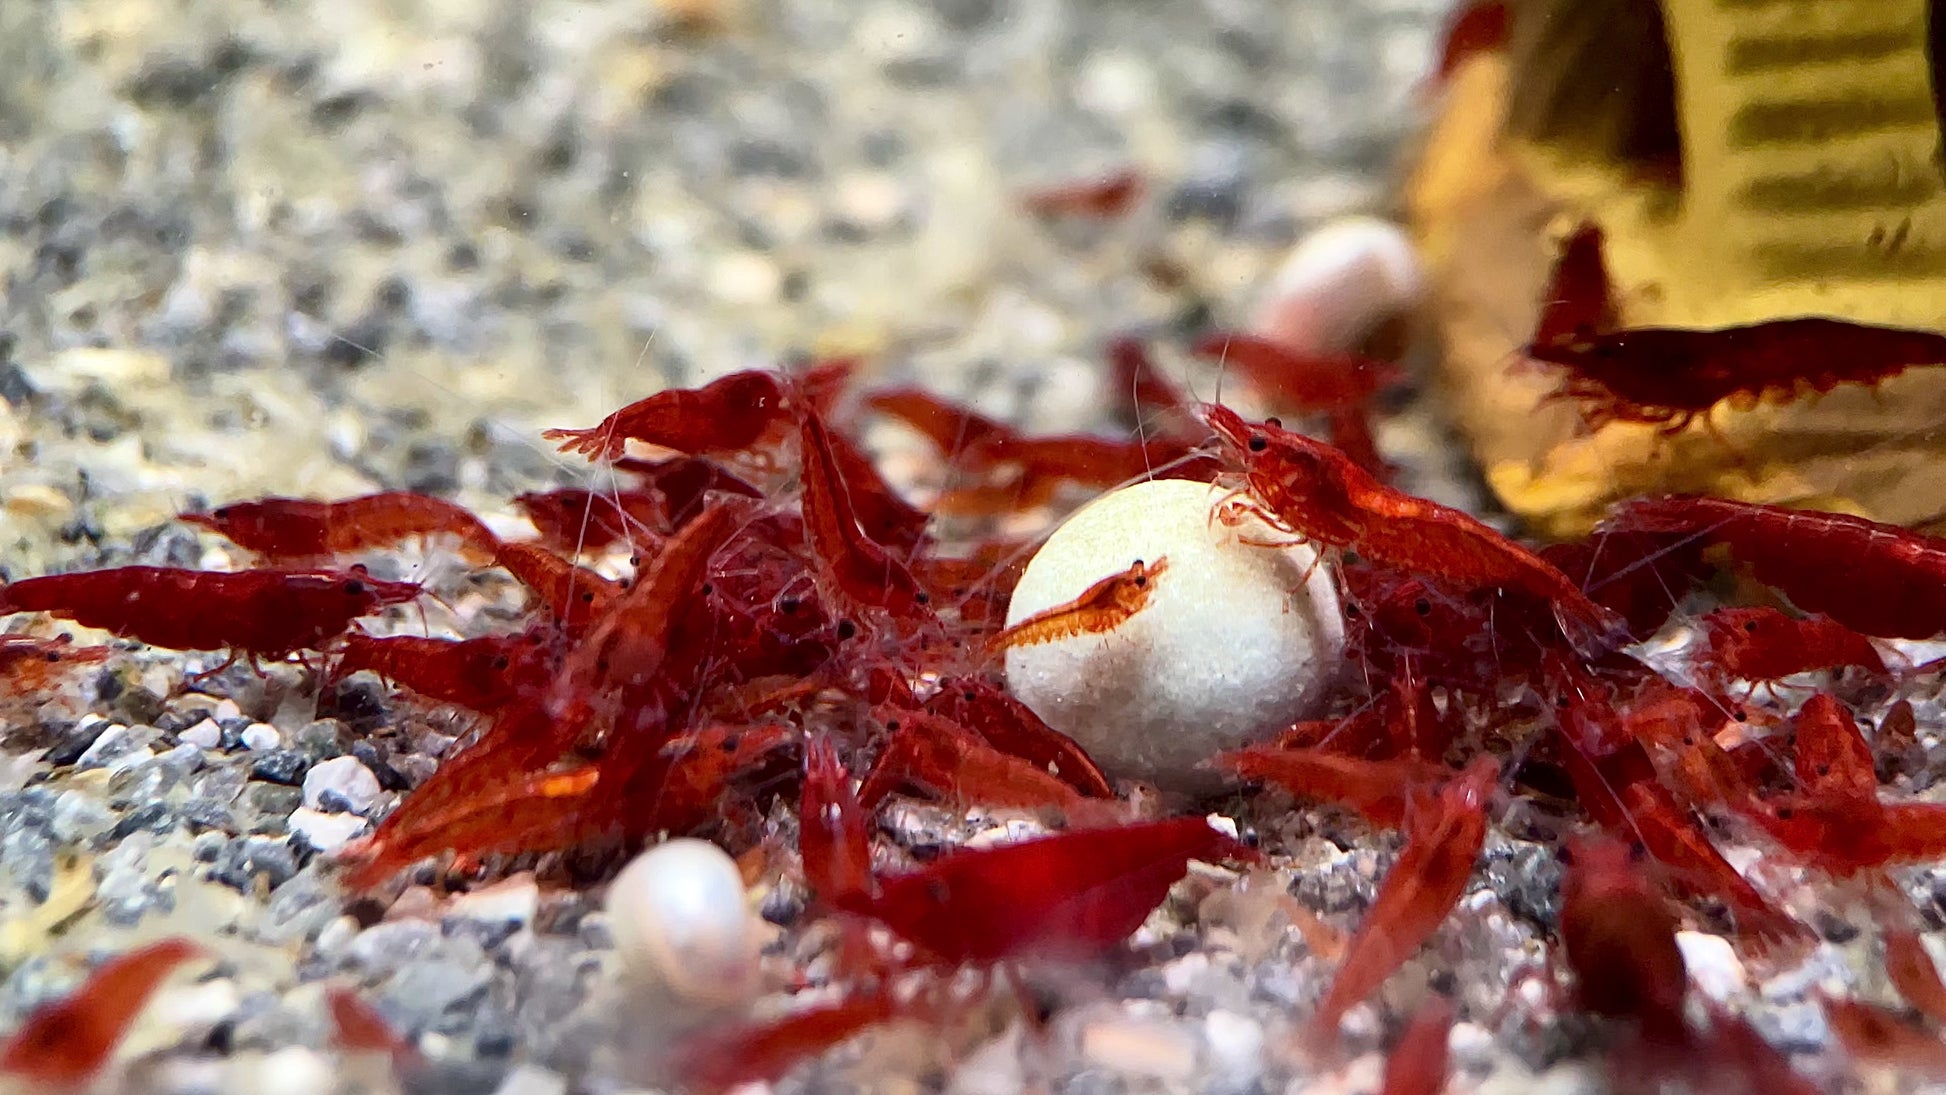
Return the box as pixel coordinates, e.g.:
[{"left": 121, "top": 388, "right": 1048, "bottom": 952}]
[
  {"left": 74, "top": 722, "right": 135, "bottom": 770},
  {"left": 50, "top": 789, "right": 115, "bottom": 844},
  {"left": 250, "top": 749, "right": 309, "bottom": 786},
  {"left": 240, "top": 722, "right": 282, "bottom": 751},
  {"left": 208, "top": 834, "right": 298, "bottom": 892}
]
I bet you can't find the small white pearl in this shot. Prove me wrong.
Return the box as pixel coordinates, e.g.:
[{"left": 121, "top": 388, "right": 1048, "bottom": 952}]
[
  {"left": 1003, "top": 478, "right": 1346, "bottom": 792},
  {"left": 1250, "top": 216, "right": 1424, "bottom": 355},
  {"left": 605, "top": 838, "right": 759, "bottom": 1009}
]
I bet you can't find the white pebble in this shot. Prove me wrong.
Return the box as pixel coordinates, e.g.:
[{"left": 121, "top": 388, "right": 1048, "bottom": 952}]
[
  {"left": 1078, "top": 1014, "right": 1199, "bottom": 1082},
  {"left": 240, "top": 723, "right": 281, "bottom": 751},
  {"left": 212, "top": 698, "right": 244, "bottom": 723},
  {"left": 302, "top": 756, "right": 382, "bottom": 815},
  {"left": 1675, "top": 931, "right": 1746, "bottom": 1003},
  {"left": 605, "top": 838, "right": 760, "bottom": 1009},
  {"left": 287, "top": 807, "right": 368, "bottom": 852},
  {"left": 1251, "top": 215, "right": 1424, "bottom": 355},
  {"left": 180, "top": 718, "right": 222, "bottom": 750},
  {"left": 491, "top": 1064, "right": 567, "bottom": 1095},
  {"left": 1003, "top": 478, "right": 1345, "bottom": 791},
  {"left": 1202, "top": 1009, "right": 1264, "bottom": 1082}
]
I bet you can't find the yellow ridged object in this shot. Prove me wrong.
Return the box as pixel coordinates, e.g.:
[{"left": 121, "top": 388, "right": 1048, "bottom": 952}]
[{"left": 1407, "top": 0, "right": 1946, "bottom": 538}]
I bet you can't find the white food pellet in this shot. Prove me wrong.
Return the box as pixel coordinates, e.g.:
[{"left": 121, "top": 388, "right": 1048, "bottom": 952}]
[
  {"left": 1251, "top": 215, "right": 1424, "bottom": 355},
  {"left": 605, "top": 838, "right": 760, "bottom": 1010},
  {"left": 1004, "top": 478, "right": 1345, "bottom": 791}
]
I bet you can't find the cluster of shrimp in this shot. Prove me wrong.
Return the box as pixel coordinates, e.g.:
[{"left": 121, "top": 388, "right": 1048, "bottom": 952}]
[
  {"left": 11, "top": 318, "right": 1946, "bottom": 1092},
  {"left": 11, "top": 185, "right": 1946, "bottom": 1095}
]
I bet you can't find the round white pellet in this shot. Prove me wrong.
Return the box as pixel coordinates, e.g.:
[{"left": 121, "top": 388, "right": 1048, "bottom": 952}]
[
  {"left": 1003, "top": 478, "right": 1345, "bottom": 790},
  {"left": 1250, "top": 215, "right": 1424, "bottom": 355},
  {"left": 605, "top": 838, "right": 759, "bottom": 1009}
]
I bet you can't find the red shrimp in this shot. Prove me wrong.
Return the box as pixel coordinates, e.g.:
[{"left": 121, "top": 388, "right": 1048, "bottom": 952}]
[
  {"left": 863, "top": 387, "right": 1013, "bottom": 463},
  {"left": 815, "top": 412, "right": 932, "bottom": 553},
  {"left": 1212, "top": 746, "right": 1448, "bottom": 829},
  {"left": 325, "top": 985, "right": 417, "bottom": 1067},
  {"left": 1106, "top": 336, "right": 1205, "bottom": 444},
  {"left": 543, "top": 369, "right": 790, "bottom": 462},
  {"left": 923, "top": 677, "right": 1114, "bottom": 799},
  {"left": 1698, "top": 607, "right": 1888, "bottom": 693},
  {"left": 494, "top": 542, "right": 622, "bottom": 634},
  {"left": 612, "top": 454, "right": 765, "bottom": 527},
  {"left": 1379, "top": 997, "right": 1457, "bottom": 1095},
  {"left": 831, "top": 816, "right": 1256, "bottom": 968},
  {"left": 1887, "top": 927, "right": 1946, "bottom": 1026},
  {"left": 1823, "top": 994, "right": 1946, "bottom": 1076},
  {"left": 1205, "top": 405, "right": 1626, "bottom": 653},
  {"left": 1789, "top": 692, "right": 1877, "bottom": 801},
  {"left": 1602, "top": 496, "right": 1946, "bottom": 640},
  {"left": 182, "top": 491, "right": 499, "bottom": 562},
  {"left": 1426, "top": 0, "right": 1507, "bottom": 88},
  {"left": 1530, "top": 221, "right": 1617, "bottom": 349},
  {"left": 652, "top": 722, "right": 800, "bottom": 832},
  {"left": 985, "top": 558, "right": 1168, "bottom": 655},
  {"left": 855, "top": 707, "right": 1093, "bottom": 816},
  {"left": 1188, "top": 331, "right": 1402, "bottom": 412},
  {"left": 0, "top": 938, "right": 204, "bottom": 1086},
  {"left": 676, "top": 992, "right": 902, "bottom": 1094},
  {"left": 799, "top": 733, "right": 872, "bottom": 901},
  {"left": 1558, "top": 836, "right": 1689, "bottom": 1047},
  {"left": 0, "top": 634, "right": 110, "bottom": 695},
  {"left": 795, "top": 407, "right": 933, "bottom": 623},
  {"left": 0, "top": 566, "right": 422, "bottom": 665},
  {"left": 1309, "top": 757, "right": 1497, "bottom": 1050},
  {"left": 512, "top": 488, "right": 669, "bottom": 553},
  {"left": 332, "top": 629, "right": 558, "bottom": 711},
  {"left": 1527, "top": 316, "right": 1946, "bottom": 435},
  {"left": 1019, "top": 167, "right": 1146, "bottom": 219}
]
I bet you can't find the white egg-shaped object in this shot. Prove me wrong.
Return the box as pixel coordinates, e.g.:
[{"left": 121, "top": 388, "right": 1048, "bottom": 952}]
[
  {"left": 1250, "top": 216, "right": 1424, "bottom": 355},
  {"left": 605, "top": 838, "right": 759, "bottom": 1009},
  {"left": 1003, "top": 478, "right": 1346, "bottom": 790}
]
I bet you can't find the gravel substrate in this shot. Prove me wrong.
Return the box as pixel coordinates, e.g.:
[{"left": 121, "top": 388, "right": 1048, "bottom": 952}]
[{"left": 9, "top": 2, "right": 1938, "bottom": 1094}]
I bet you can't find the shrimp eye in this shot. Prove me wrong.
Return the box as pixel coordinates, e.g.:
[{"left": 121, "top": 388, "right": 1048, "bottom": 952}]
[
  {"left": 884, "top": 718, "right": 902, "bottom": 731},
  {"left": 344, "top": 578, "right": 368, "bottom": 595},
  {"left": 1744, "top": 619, "right": 1759, "bottom": 633},
  {"left": 835, "top": 619, "right": 858, "bottom": 640},
  {"left": 1246, "top": 435, "right": 1268, "bottom": 453},
  {"left": 914, "top": 590, "right": 930, "bottom": 605},
  {"left": 778, "top": 596, "right": 802, "bottom": 613},
  {"left": 1263, "top": 416, "right": 1282, "bottom": 429},
  {"left": 1775, "top": 806, "right": 1795, "bottom": 820},
  {"left": 1414, "top": 597, "right": 1432, "bottom": 617},
  {"left": 492, "top": 655, "right": 511, "bottom": 670}
]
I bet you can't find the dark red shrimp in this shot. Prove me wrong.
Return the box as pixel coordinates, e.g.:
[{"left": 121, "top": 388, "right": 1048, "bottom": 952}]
[
  {"left": 815, "top": 413, "right": 932, "bottom": 553},
  {"left": 332, "top": 629, "right": 558, "bottom": 711},
  {"left": 183, "top": 491, "right": 499, "bottom": 562},
  {"left": 1426, "top": 0, "right": 1507, "bottom": 88},
  {"left": 1558, "top": 836, "right": 1689, "bottom": 1048},
  {"left": 1379, "top": 997, "right": 1457, "bottom": 1095},
  {"left": 612, "top": 454, "right": 766, "bottom": 527},
  {"left": 0, "top": 938, "right": 204, "bottom": 1086},
  {"left": 1309, "top": 758, "right": 1497, "bottom": 1050},
  {"left": 831, "top": 816, "right": 1256, "bottom": 968},
  {"left": 513, "top": 488, "right": 669, "bottom": 553},
  {"left": 800, "top": 733, "right": 872, "bottom": 902},
  {"left": 1530, "top": 221, "right": 1617, "bottom": 349},
  {"left": 1527, "top": 316, "right": 1946, "bottom": 435},
  {"left": 1206, "top": 405, "right": 1626, "bottom": 653},
  {"left": 675, "top": 992, "right": 902, "bottom": 1094},
  {"left": 795, "top": 407, "right": 933, "bottom": 623},
  {"left": 923, "top": 677, "right": 1114, "bottom": 799},
  {"left": 1215, "top": 745, "right": 1449, "bottom": 829},
  {"left": 1188, "top": 331, "right": 1402, "bottom": 412},
  {"left": 543, "top": 369, "right": 790, "bottom": 462},
  {"left": 1602, "top": 496, "right": 1946, "bottom": 640},
  {"left": 1789, "top": 692, "right": 1877, "bottom": 801},
  {"left": 0, "top": 567, "right": 421, "bottom": 663},
  {"left": 856, "top": 706, "right": 1093, "bottom": 816},
  {"left": 0, "top": 634, "right": 110, "bottom": 695},
  {"left": 1019, "top": 167, "right": 1146, "bottom": 219},
  {"left": 1822, "top": 994, "right": 1946, "bottom": 1076}
]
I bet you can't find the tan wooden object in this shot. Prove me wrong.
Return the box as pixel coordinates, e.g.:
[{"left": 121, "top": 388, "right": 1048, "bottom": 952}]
[{"left": 1407, "top": 2, "right": 1946, "bottom": 539}]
